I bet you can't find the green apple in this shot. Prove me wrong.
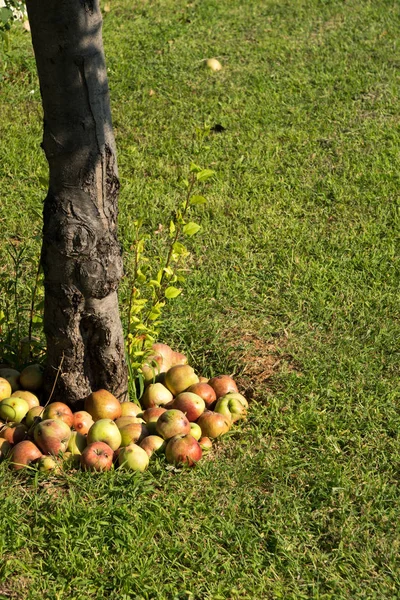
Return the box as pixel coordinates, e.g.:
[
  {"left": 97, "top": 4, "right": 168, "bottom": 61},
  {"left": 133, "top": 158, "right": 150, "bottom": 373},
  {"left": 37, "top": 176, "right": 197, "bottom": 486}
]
[
  {"left": 118, "top": 443, "right": 149, "bottom": 472},
  {"left": 67, "top": 431, "right": 87, "bottom": 455},
  {"left": 0, "top": 396, "right": 29, "bottom": 423},
  {"left": 87, "top": 419, "right": 122, "bottom": 451}
]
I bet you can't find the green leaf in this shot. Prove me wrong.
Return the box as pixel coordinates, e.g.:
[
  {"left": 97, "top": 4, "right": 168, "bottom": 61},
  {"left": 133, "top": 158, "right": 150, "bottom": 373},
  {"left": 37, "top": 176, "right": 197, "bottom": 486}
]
[
  {"left": 183, "top": 222, "right": 201, "bottom": 236},
  {"left": 165, "top": 286, "right": 182, "bottom": 299},
  {"left": 172, "top": 241, "right": 188, "bottom": 256},
  {"left": 190, "top": 195, "right": 207, "bottom": 205},
  {"left": 190, "top": 162, "right": 203, "bottom": 173},
  {"left": 169, "top": 220, "right": 176, "bottom": 236},
  {"left": 197, "top": 169, "right": 215, "bottom": 182},
  {"left": 149, "top": 279, "right": 161, "bottom": 288}
]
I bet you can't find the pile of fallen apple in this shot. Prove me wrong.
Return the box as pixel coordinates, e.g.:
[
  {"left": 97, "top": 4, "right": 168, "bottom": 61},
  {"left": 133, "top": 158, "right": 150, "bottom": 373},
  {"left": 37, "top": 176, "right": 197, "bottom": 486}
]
[{"left": 0, "top": 343, "right": 248, "bottom": 473}]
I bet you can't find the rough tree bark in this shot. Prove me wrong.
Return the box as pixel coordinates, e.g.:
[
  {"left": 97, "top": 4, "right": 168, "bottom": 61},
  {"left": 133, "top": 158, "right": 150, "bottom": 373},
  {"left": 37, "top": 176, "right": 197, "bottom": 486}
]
[{"left": 26, "top": 0, "right": 128, "bottom": 404}]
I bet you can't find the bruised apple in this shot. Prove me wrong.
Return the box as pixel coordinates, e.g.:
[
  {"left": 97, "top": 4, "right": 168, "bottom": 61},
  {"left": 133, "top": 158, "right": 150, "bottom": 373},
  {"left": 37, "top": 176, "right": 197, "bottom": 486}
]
[
  {"left": 81, "top": 442, "right": 113, "bottom": 471},
  {"left": 43, "top": 402, "right": 74, "bottom": 428},
  {"left": 214, "top": 393, "right": 248, "bottom": 423},
  {"left": 165, "top": 434, "right": 202, "bottom": 467},
  {"left": 156, "top": 409, "right": 191, "bottom": 440},
  {"left": 33, "top": 419, "right": 71, "bottom": 455},
  {"left": 9, "top": 440, "right": 42, "bottom": 470},
  {"left": 84, "top": 389, "right": 122, "bottom": 421},
  {"left": 0, "top": 423, "right": 28, "bottom": 445},
  {"left": 72, "top": 411, "right": 94, "bottom": 435}
]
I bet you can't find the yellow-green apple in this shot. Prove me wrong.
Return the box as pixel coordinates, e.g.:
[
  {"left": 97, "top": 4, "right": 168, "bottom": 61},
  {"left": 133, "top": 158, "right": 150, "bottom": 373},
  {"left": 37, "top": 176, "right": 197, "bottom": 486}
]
[
  {"left": 84, "top": 389, "right": 122, "bottom": 421},
  {"left": 170, "top": 392, "right": 205, "bottom": 422},
  {"left": 19, "top": 364, "right": 43, "bottom": 392},
  {"left": 119, "top": 422, "right": 149, "bottom": 446},
  {"left": 0, "top": 378, "right": 12, "bottom": 400},
  {"left": 120, "top": 401, "right": 142, "bottom": 417},
  {"left": 185, "top": 382, "right": 216, "bottom": 408},
  {"left": 36, "top": 455, "right": 60, "bottom": 473},
  {"left": 115, "top": 416, "right": 144, "bottom": 429},
  {"left": 33, "top": 419, "right": 71, "bottom": 455},
  {"left": 81, "top": 442, "right": 114, "bottom": 471},
  {"left": 214, "top": 393, "right": 248, "bottom": 423},
  {"left": 72, "top": 410, "right": 94, "bottom": 435},
  {"left": 197, "top": 411, "right": 231, "bottom": 438},
  {"left": 118, "top": 443, "right": 149, "bottom": 471},
  {"left": 0, "top": 437, "right": 12, "bottom": 460},
  {"left": 0, "top": 423, "right": 28, "bottom": 445},
  {"left": 87, "top": 419, "right": 121, "bottom": 451},
  {"left": 140, "top": 407, "right": 167, "bottom": 434},
  {"left": 0, "top": 368, "right": 20, "bottom": 392},
  {"left": 189, "top": 422, "right": 202, "bottom": 441},
  {"left": 9, "top": 440, "right": 42, "bottom": 470},
  {"left": 62, "top": 451, "right": 81, "bottom": 469},
  {"left": 140, "top": 383, "right": 173, "bottom": 409},
  {"left": 139, "top": 435, "right": 166, "bottom": 457},
  {"left": 165, "top": 434, "right": 202, "bottom": 467},
  {"left": 0, "top": 396, "right": 29, "bottom": 423},
  {"left": 11, "top": 390, "right": 40, "bottom": 409},
  {"left": 25, "top": 406, "right": 44, "bottom": 428},
  {"left": 67, "top": 431, "right": 87, "bottom": 455},
  {"left": 199, "top": 436, "right": 213, "bottom": 452},
  {"left": 208, "top": 375, "right": 238, "bottom": 399},
  {"left": 164, "top": 365, "right": 199, "bottom": 396},
  {"left": 156, "top": 409, "right": 191, "bottom": 440},
  {"left": 43, "top": 402, "right": 74, "bottom": 427}
]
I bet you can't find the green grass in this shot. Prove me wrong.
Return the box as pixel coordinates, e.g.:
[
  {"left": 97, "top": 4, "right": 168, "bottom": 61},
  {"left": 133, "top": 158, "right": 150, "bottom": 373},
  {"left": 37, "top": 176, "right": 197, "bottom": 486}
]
[{"left": 1, "top": 0, "right": 400, "bottom": 597}]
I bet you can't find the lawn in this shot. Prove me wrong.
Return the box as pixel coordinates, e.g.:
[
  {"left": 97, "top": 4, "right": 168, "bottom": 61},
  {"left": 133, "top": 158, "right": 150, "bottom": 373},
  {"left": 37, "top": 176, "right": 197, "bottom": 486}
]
[{"left": 1, "top": 0, "right": 400, "bottom": 598}]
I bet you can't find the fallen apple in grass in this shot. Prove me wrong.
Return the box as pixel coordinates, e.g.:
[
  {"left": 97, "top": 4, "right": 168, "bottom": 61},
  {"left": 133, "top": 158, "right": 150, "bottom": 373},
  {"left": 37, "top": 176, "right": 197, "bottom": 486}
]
[
  {"left": 81, "top": 442, "right": 114, "bottom": 471},
  {"left": 11, "top": 390, "right": 40, "bottom": 409},
  {"left": 164, "top": 365, "right": 199, "bottom": 396},
  {"left": 43, "top": 402, "right": 74, "bottom": 428},
  {"left": 214, "top": 394, "right": 247, "bottom": 423},
  {"left": 189, "top": 422, "right": 202, "bottom": 441},
  {"left": 67, "top": 431, "right": 87, "bottom": 455},
  {"left": 87, "top": 419, "right": 122, "bottom": 451},
  {"left": 119, "top": 422, "right": 149, "bottom": 446},
  {"left": 36, "top": 455, "right": 60, "bottom": 473},
  {"left": 33, "top": 419, "right": 71, "bottom": 455},
  {"left": 118, "top": 443, "right": 149, "bottom": 471},
  {"left": 165, "top": 434, "right": 202, "bottom": 467},
  {"left": 0, "top": 423, "right": 28, "bottom": 445},
  {"left": 185, "top": 382, "right": 216, "bottom": 408},
  {"left": 208, "top": 375, "right": 238, "bottom": 399},
  {"left": 139, "top": 435, "right": 166, "bottom": 457},
  {"left": 0, "top": 396, "right": 29, "bottom": 423},
  {"left": 120, "top": 401, "right": 142, "bottom": 417},
  {"left": 140, "top": 407, "right": 167, "bottom": 434},
  {"left": 156, "top": 409, "right": 191, "bottom": 440},
  {"left": 0, "top": 437, "right": 12, "bottom": 460},
  {"left": 141, "top": 382, "right": 173, "bottom": 409},
  {"left": 72, "top": 410, "right": 94, "bottom": 435},
  {"left": 9, "top": 440, "right": 42, "bottom": 470},
  {"left": 197, "top": 410, "right": 231, "bottom": 438},
  {"left": 84, "top": 389, "right": 122, "bottom": 422},
  {"left": 170, "top": 392, "right": 205, "bottom": 422},
  {"left": 199, "top": 436, "right": 213, "bottom": 452}
]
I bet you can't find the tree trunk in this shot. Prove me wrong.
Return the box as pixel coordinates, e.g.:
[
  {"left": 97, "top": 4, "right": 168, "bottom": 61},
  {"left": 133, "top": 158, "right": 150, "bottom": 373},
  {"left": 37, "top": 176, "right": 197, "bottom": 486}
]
[{"left": 26, "top": 0, "right": 128, "bottom": 404}]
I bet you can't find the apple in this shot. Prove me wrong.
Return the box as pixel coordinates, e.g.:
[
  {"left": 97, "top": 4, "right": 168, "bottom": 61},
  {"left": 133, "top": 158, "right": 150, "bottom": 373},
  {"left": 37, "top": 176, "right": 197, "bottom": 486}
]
[
  {"left": 67, "top": 431, "right": 87, "bottom": 454},
  {"left": 214, "top": 393, "right": 248, "bottom": 423},
  {"left": 33, "top": 419, "right": 71, "bottom": 455},
  {"left": 156, "top": 409, "right": 191, "bottom": 440},
  {"left": 62, "top": 451, "right": 81, "bottom": 469},
  {"left": 118, "top": 443, "right": 149, "bottom": 472},
  {"left": 140, "top": 407, "right": 167, "bottom": 434},
  {"left": 141, "top": 343, "right": 187, "bottom": 383},
  {"left": 43, "top": 402, "right": 74, "bottom": 427},
  {"left": 0, "top": 438, "right": 12, "bottom": 460},
  {"left": 0, "top": 368, "right": 20, "bottom": 392},
  {"left": 208, "top": 375, "right": 238, "bottom": 399},
  {"left": 164, "top": 365, "right": 199, "bottom": 396},
  {"left": 199, "top": 436, "right": 213, "bottom": 452},
  {"left": 115, "top": 416, "right": 145, "bottom": 429},
  {"left": 9, "top": 440, "right": 42, "bottom": 470},
  {"left": 25, "top": 406, "right": 44, "bottom": 428},
  {"left": 36, "top": 455, "right": 60, "bottom": 473},
  {"left": 87, "top": 419, "right": 121, "bottom": 451},
  {"left": 189, "top": 422, "right": 202, "bottom": 441},
  {"left": 84, "top": 389, "right": 122, "bottom": 421},
  {"left": 199, "top": 376, "right": 209, "bottom": 383},
  {"left": 120, "top": 401, "right": 142, "bottom": 417},
  {"left": 11, "top": 390, "right": 40, "bottom": 409},
  {"left": 0, "top": 378, "right": 12, "bottom": 401},
  {"left": 165, "top": 434, "right": 202, "bottom": 467},
  {"left": 72, "top": 410, "right": 94, "bottom": 435},
  {"left": 81, "top": 442, "right": 114, "bottom": 471},
  {"left": 197, "top": 411, "right": 231, "bottom": 438},
  {"left": 170, "top": 392, "right": 205, "bottom": 422},
  {"left": 206, "top": 57, "right": 222, "bottom": 72},
  {"left": 19, "top": 364, "right": 43, "bottom": 391},
  {"left": 0, "top": 396, "right": 29, "bottom": 423},
  {"left": 140, "top": 383, "right": 173, "bottom": 409},
  {"left": 0, "top": 423, "right": 28, "bottom": 445},
  {"left": 119, "top": 422, "right": 149, "bottom": 446},
  {"left": 139, "top": 435, "right": 166, "bottom": 457},
  {"left": 185, "top": 382, "right": 216, "bottom": 408}
]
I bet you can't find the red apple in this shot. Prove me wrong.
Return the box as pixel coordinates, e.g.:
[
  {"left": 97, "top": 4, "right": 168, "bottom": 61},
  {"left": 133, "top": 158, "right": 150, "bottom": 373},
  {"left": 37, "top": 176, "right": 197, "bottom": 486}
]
[
  {"left": 199, "top": 436, "right": 213, "bottom": 452},
  {"left": 165, "top": 434, "right": 202, "bottom": 467},
  {"left": 156, "top": 409, "right": 191, "bottom": 440},
  {"left": 84, "top": 389, "right": 122, "bottom": 421},
  {"left": 140, "top": 407, "right": 167, "bottom": 434},
  {"left": 208, "top": 375, "right": 238, "bottom": 399},
  {"left": 185, "top": 382, "right": 216, "bottom": 408},
  {"left": 9, "top": 440, "right": 42, "bottom": 470},
  {"left": 197, "top": 411, "right": 231, "bottom": 438},
  {"left": 72, "top": 410, "right": 94, "bottom": 435},
  {"left": 170, "top": 392, "right": 205, "bottom": 422},
  {"left": 87, "top": 419, "right": 121, "bottom": 451},
  {"left": 33, "top": 419, "right": 71, "bottom": 455},
  {"left": 43, "top": 402, "right": 74, "bottom": 428},
  {"left": 81, "top": 442, "right": 114, "bottom": 471},
  {"left": 0, "top": 423, "right": 28, "bottom": 445}
]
